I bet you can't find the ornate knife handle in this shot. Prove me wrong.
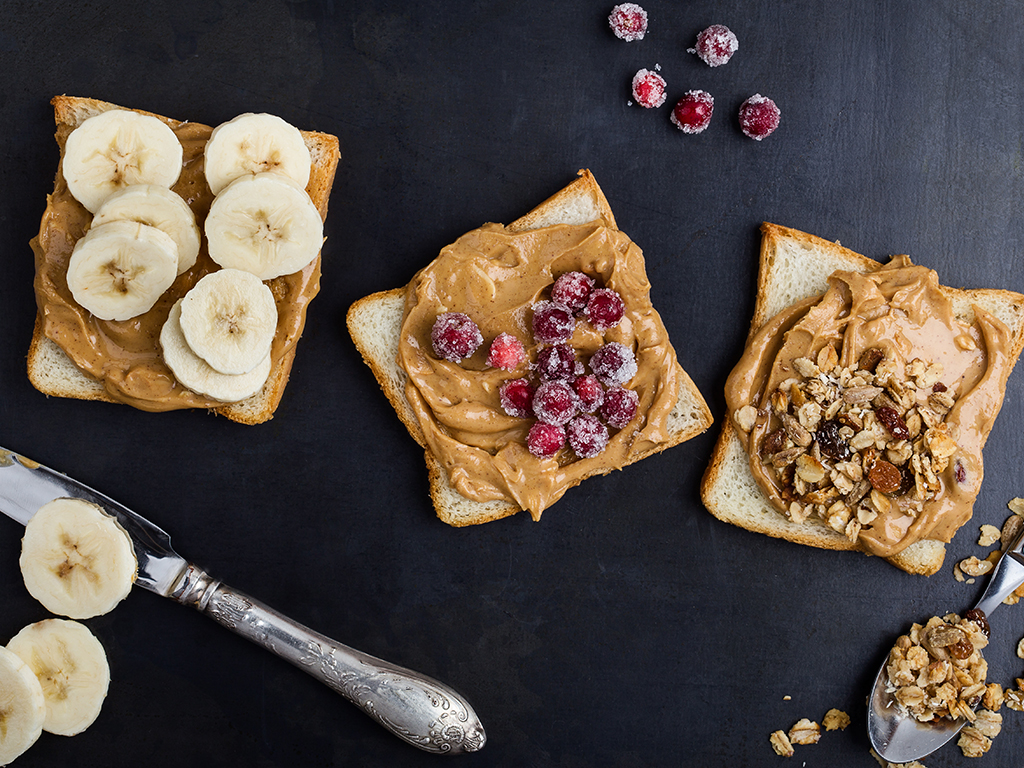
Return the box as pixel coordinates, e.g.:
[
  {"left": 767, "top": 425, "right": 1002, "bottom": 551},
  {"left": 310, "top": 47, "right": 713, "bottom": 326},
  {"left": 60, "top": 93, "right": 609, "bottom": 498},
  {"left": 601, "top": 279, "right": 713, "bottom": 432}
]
[{"left": 170, "top": 564, "right": 485, "bottom": 755}]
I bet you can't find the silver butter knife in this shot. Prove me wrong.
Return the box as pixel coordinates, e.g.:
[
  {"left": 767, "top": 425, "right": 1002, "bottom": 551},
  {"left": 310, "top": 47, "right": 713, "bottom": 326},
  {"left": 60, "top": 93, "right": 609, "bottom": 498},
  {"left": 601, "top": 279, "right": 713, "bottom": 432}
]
[{"left": 0, "top": 447, "right": 485, "bottom": 755}]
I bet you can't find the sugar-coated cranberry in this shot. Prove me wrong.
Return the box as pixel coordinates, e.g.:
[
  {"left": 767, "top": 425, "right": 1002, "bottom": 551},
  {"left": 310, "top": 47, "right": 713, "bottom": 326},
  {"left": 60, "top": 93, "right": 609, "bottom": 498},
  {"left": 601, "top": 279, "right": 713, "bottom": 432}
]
[
  {"left": 601, "top": 387, "right": 639, "bottom": 429},
  {"left": 572, "top": 374, "right": 605, "bottom": 413},
  {"left": 532, "top": 380, "right": 578, "bottom": 426},
  {"left": 608, "top": 3, "right": 647, "bottom": 42},
  {"left": 670, "top": 90, "right": 714, "bottom": 134},
  {"left": 584, "top": 288, "right": 625, "bottom": 330},
  {"left": 431, "top": 312, "right": 483, "bottom": 362},
  {"left": 567, "top": 414, "right": 610, "bottom": 459},
  {"left": 551, "top": 271, "right": 595, "bottom": 312},
  {"left": 690, "top": 24, "right": 738, "bottom": 67},
  {"left": 499, "top": 378, "right": 535, "bottom": 418},
  {"left": 532, "top": 301, "right": 576, "bottom": 344},
  {"left": 536, "top": 343, "right": 579, "bottom": 381},
  {"left": 632, "top": 69, "right": 667, "bottom": 109},
  {"left": 590, "top": 342, "right": 637, "bottom": 386},
  {"left": 738, "top": 94, "right": 780, "bottom": 141},
  {"left": 527, "top": 422, "right": 566, "bottom": 458},
  {"left": 487, "top": 332, "right": 526, "bottom": 370}
]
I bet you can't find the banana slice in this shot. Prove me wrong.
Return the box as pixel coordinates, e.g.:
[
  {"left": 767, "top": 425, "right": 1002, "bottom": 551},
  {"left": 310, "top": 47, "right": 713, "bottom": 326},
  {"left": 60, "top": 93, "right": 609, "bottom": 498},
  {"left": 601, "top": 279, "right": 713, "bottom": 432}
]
[
  {"left": 204, "top": 112, "right": 311, "bottom": 195},
  {"left": 178, "top": 268, "right": 277, "bottom": 375},
  {"left": 205, "top": 172, "right": 324, "bottom": 280},
  {"left": 63, "top": 108, "right": 183, "bottom": 213},
  {"left": 20, "top": 498, "right": 137, "bottom": 620},
  {"left": 66, "top": 220, "right": 179, "bottom": 321},
  {"left": 0, "top": 646, "right": 46, "bottom": 764},
  {"left": 161, "top": 299, "right": 272, "bottom": 402},
  {"left": 7, "top": 620, "right": 110, "bottom": 737},
  {"left": 92, "top": 184, "right": 201, "bottom": 275}
]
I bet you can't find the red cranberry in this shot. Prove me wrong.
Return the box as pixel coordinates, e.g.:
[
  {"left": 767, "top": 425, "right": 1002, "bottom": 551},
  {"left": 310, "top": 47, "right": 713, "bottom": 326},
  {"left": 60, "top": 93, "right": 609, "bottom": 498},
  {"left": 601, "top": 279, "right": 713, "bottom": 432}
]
[
  {"left": 584, "top": 288, "right": 625, "bottom": 330},
  {"left": 499, "top": 378, "right": 535, "bottom": 418},
  {"left": 608, "top": 3, "right": 647, "bottom": 42},
  {"left": 738, "top": 94, "right": 780, "bottom": 140},
  {"left": 601, "top": 387, "right": 639, "bottom": 428},
  {"left": 567, "top": 414, "right": 610, "bottom": 458},
  {"left": 431, "top": 312, "right": 483, "bottom": 362},
  {"left": 532, "top": 301, "right": 576, "bottom": 344},
  {"left": 572, "top": 374, "right": 605, "bottom": 413},
  {"left": 590, "top": 342, "right": 637, "bottom": 386},
  {"left": 551, "top": 271, "right": 595, "bottom": 312},
  {"left": 536, "top": 343, "right": 579, "bottom": 381},
  {"left": 670, "top": 90, "right": 714, "bottom": 134},
  {"left": 632, "top": 69, "right": 667, "bottom": 109},
  {"left": 690, "top": 24, "right": 738, "bottom": 67},
  {"left": 487, "top": 332, "right": 526, "bottom": 370},
  {"left": 532, "top": 381, "right": 578, "bottom": 426},
  {"left": 527, "top": 422, "right": 566, "bottom": 458}
]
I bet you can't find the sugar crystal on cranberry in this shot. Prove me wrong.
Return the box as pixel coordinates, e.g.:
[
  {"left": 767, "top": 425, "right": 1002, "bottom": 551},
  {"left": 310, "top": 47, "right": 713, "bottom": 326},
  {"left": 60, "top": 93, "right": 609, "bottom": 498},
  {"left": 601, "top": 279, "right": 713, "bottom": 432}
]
[
  {"left": 738, "top": 94, "right": 780, "bottom": 141},
  {"left": 608, "top": 3, "right": 647, "bottom": 42},
  {"left": 431, "top": 312, "right": 483, "bottom": 362},
  {"left": 670, "top": 90, "right": 714, "bottom": 134},
  {"left": 551, "top": 271, "right": 595, "bottom": 312},
  {"left": 590, "top": 342, "right": 637, "bottom": 386},
  {"left": 527, "top": 422, "right": 566, "bottom": 458},
  {"left": 532, "top": 380, "right": 578, "bottom": 426},
  {"left": 536, "top": 343, "right": 579, "bottom": 381},
  {"left": 601, "top": 387, "right": 639, "bottom": 429},
  {"left": 584, "top": 288, "right": 625, "bottom": 330},
  {"left": 632, "top": 69, "right": 667, "bottom": 109},
  {"left": 499, "top": 378, "right": 535, "bottom": 418},
  {"left": 690, "top": 24, "right": 738, "bottom": 67},
  {"left": 572, "top": 374, "right": 605, "bottom": 413},
  {"left": 487, "top": 332, "right": 526, "bottom": 370},
  {"left": 567, "top": 414, "right": 610, "bottom": 459},
  {"left": 532, "top": 300, "right": 576, "bottom": 344}
]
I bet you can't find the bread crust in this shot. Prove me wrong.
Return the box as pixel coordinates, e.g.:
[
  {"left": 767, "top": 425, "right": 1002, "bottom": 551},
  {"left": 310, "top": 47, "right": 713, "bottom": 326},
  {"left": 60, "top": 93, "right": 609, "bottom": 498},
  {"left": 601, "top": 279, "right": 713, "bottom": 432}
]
[
  {"left": 701, "top": 223, "right": 1024, "bottom": 575},
  {"left": 347, "top": 170, "right": 713, "bottom": 526},
  {"left": 28, "top": 95, "right": 341, "bottom": 424}
]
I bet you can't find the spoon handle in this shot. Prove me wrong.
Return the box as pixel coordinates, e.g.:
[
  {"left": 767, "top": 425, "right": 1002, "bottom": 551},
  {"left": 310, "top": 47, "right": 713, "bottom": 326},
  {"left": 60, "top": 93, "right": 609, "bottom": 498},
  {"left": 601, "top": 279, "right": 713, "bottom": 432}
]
[{"left": 974, "top": 526, "right": 1024, "bottom": 617}]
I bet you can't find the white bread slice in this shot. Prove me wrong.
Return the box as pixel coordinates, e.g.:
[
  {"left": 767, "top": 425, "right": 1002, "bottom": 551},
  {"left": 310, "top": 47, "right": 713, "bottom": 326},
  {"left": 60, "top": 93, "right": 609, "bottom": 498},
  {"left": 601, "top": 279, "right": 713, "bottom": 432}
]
[
  {"left": 701, "top": 223, "right": 1024, "bottom": 575},
  {"left": 27, "top": 95, "right": 341, "bottom": 425},
  {"left": 347, "top": 170, "right": 713, "bottom": 526}
]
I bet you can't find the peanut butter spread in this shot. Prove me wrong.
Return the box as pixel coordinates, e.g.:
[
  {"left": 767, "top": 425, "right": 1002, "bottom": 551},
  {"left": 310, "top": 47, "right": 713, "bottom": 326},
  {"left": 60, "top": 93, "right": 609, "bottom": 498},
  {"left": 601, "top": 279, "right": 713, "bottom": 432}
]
[
  {"left": 31, "top": 116, "right": 320, "bottom": 411},
  {"left": 398, "top": 220, "right": 682, "bottom": 518},
  {"left": 725, "top": 257, "right": 1013, "bottom": 558}
]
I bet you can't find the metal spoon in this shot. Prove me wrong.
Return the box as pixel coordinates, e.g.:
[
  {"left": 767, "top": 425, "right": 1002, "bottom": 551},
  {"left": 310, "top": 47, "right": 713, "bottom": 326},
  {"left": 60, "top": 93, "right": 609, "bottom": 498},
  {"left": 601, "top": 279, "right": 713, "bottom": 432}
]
[{"left": 868, "top": 524, "right": 1024, "bottom": 763}]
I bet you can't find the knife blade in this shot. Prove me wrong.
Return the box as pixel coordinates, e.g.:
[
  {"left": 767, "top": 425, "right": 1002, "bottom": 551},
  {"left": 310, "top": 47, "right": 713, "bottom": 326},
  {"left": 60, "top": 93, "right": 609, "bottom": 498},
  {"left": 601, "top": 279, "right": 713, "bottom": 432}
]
[{"left": 0, "top": 447, "right": 485, "bottom": 755}]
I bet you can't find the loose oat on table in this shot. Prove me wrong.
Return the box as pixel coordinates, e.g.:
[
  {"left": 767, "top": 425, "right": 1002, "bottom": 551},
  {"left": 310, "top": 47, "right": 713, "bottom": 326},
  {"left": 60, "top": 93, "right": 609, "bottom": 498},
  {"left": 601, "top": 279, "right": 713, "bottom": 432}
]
[
  {"left": 973, "top": 708, "right": 1002, "bottom": 738},
  {"left": 958, "top": 724, "right": 993, "bottom": 757},
  {"left": 959, "top": 555, "right": 994, "bottom": 578},
  {"left": 788, "top": 717, "right": 820, "bottom": 745},
  {"left": 978, "top": 524, "right": 1001, "bottom": 547},
  {"left": 769, "top": 729, "right": 794, "bottom": 757},
  {"left": 1004, "top": 686, "right": 1024, "bottom": 711},
  {"left": 1007, "top": 497, "right": 1024, "bottom": 517},
  {"left": 822, "top": 707, "right": 850, "bottom": 731}
]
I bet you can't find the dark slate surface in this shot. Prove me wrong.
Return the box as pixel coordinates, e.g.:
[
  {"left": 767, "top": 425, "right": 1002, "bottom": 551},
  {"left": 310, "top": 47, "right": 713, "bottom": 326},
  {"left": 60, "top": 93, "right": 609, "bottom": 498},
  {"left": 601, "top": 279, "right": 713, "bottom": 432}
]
[{"left": 1, "top": 2, "right": 1023, "bottom": 766}]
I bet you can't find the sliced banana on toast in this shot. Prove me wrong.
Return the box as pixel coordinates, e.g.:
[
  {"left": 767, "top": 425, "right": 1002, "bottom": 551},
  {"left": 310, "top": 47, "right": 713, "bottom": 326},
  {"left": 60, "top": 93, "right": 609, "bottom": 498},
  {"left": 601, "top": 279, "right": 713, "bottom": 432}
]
[
  {"left": 204, "top": 112, "right": 311, "bottom": 195},
  {"left": 92, "top": 184, "right": 201, "bottom": 275},
  {"left": 65, "top": 220, "right": 179, "bottom": 321},
  {"left": 0, "top": 646, "right": 46, "bottom": 764},
  {"left": 7, "top": 619, "right": 110, "bottom": 737},
  {"left": 63, "top": 108, "right": 183, "bottom": 213},
  {"left": 19, "top": 498, "right": 137, "bottom": 620},
  {"left": 206, "top": 172, "right": 324, "bottom": 280}
]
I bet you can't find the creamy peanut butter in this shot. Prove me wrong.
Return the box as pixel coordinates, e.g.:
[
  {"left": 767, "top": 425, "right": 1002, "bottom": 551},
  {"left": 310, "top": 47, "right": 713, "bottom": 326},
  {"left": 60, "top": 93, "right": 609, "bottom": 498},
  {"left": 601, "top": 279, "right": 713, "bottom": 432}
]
[
  {"left": 725, "top": 257, "right": 1012, "bottom": 557},
  {"left": 31, "top": 116, "right": 320, "bottom": 412},
  {"left": 398, "top": 221, "right": 682, "bottom": 518}
]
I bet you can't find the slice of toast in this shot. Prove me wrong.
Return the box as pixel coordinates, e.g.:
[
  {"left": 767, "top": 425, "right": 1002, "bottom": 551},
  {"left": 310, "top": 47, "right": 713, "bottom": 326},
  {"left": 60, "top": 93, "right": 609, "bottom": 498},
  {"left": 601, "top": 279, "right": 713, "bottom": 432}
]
[
  {"left": 28, "top": 95, "right": 341, "bottom": 425},
  {"left": 701, "top": 223, "right": 1024, "bottom": 575},
  {"left": 347, "top": 170, "right": 713, "bottom": 526}
]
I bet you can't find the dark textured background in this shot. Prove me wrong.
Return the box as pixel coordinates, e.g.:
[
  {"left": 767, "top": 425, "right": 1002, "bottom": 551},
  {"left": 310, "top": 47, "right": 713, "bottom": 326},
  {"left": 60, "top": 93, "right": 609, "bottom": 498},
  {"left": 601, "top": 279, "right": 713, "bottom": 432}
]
[{"left": 1, "top": 2, "right": 1023, "bottom": 766}]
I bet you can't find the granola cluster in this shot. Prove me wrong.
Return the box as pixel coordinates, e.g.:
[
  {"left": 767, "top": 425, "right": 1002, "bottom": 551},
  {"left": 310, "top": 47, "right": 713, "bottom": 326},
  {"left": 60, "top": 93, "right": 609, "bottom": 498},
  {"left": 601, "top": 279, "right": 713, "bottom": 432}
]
[
  {"left": 735, "top": 346, "right": 965, "bottom": 542},
  {"left": 886, "top": 612, "right": 990, "bottom": 723}
]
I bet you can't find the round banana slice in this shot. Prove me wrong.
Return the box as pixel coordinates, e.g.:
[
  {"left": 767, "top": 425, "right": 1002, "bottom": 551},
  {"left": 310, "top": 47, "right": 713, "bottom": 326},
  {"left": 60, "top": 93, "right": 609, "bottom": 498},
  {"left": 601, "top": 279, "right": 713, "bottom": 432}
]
[
  {"left": 20, "top": 498, "right": 137, "bottom": 620},
  {"left": 178, "top": 269, "right": 278, "bottom": 375},
  {"left": 205, "top": 172, "right": 323, "bottom": 280},
  {"left": 0, "top": 646, "right": 46, "bottom": 765},
  {"left": 204, "top": 112, "right": 311, "bottom": 195},
  {"left": 92, "top": 184, "right": 201, "bottom": 275},
  {"left": 66, "top": 220, "right": 179, "bottom": 321},
  {"left": 63, "top": 108, "right": 183, "bottom": 213},
  {"left": 7, "top": 619, "right": 110, "bottom": 737},
  {"left": 161, "top": 299, "right": 273, "bottom": 402}
]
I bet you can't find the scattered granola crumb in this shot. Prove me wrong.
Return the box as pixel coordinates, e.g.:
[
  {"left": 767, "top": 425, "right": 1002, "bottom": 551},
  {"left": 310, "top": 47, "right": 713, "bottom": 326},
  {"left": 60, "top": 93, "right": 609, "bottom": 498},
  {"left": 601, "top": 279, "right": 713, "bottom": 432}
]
[
  {"left": 973, "top": 708, "right": 1002, "bottom": 739},
  {"left": 788, "top": 718, "right": 820, "bottom": 745},
  {"left": 769, "top": 729, "right": 794, "bottom": 757},
  {"left": 822, "top": 708, "right": 850, "bottom": 731},
  {"left": 1018, "top": 637, "right": 1024, "bottom": 659},
  {"left": 1005, "top": 687, "right": 1024, "bottom": 711},
  {"left": 1008, "top": 496, "right": 1024, "bottom": 516},
  {"left": 782, "top": 694, "right": 791, "bottom": 701},
  {"left": 959, "top": 555, "right": 994, "bottom": 578},
  {"left": 978, "top": 524, "right": 1001, "bottom": 547},
  {"left": 869, "top": 748, "right": 927, "bottom": 767},
  {"left": 958, "top": 725, "right": 992, "bottom": 757},
  {"left": 982, "top": 682, "right": 1004, "bottom": 711}
]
